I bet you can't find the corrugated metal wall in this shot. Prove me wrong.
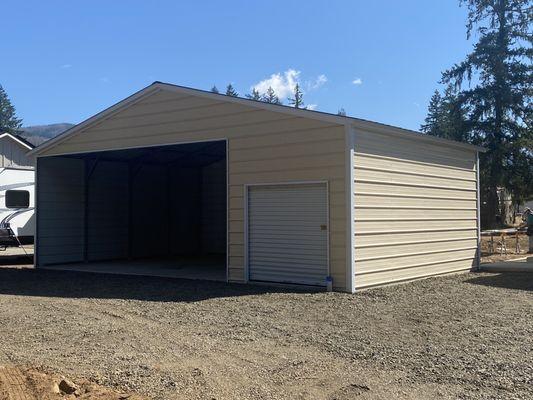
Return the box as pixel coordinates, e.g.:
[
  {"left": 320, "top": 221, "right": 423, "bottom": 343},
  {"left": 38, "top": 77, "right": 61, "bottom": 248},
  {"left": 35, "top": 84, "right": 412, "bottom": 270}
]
[
  {"left": 0, "top": 137, "right": 33, "bottom": 169},
  {"left": 131, "top": 165, "right": 169, "bottom": 258},
  {"left": 201, "top": 159, "right": 226, "bottom": 254},
  {"left": 37, "top": 154, "right": 227, "bottom": 265},
  {"left": 87, "top": 161, "right": 129, "bottom": 261},
  {"left": 170, "top": 167, "right": 202, "bottom": 255},
  {"left": 38, "top": 90, "right": 347, "bottom": 289},
  {"left": 37, "top": 157, "right": 84, "bottom": 265},
  {"left": 353, "top": 130, "right": 478, "bottom": 288}
]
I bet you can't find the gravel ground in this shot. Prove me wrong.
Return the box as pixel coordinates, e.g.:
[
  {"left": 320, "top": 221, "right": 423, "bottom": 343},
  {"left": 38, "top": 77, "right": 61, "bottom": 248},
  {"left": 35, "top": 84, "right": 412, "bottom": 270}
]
[{"left": 0, "top": 266, "right": 531, "bottom": 400}]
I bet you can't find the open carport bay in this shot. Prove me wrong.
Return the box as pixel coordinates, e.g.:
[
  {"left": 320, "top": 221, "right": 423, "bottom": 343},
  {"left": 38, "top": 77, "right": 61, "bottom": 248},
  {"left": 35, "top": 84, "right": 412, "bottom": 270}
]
[{"left": 36, "top": 140, "right": 227, "bottom": 280}]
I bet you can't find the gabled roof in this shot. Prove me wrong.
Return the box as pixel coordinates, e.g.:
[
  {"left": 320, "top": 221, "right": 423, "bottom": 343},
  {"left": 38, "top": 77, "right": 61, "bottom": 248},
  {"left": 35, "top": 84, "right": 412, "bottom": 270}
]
[
  {"left": 0, "top": 132, "right": 35, "bottom": 150},
  {"left": 28, "top": 81, "right": 486, "bottom": 156}
]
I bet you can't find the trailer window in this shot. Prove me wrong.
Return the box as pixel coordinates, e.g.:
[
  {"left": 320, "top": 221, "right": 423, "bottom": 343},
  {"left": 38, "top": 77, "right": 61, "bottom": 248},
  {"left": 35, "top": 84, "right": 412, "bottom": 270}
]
[{"left": 5, "top": 190, "right": 30, "bottom": 208}]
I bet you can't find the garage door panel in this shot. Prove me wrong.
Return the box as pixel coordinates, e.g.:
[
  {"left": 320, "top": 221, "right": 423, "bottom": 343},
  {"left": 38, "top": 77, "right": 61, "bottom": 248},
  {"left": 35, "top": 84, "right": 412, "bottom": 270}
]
[{"left": 248, "top": 183, "right": 328, "bottom": 286}]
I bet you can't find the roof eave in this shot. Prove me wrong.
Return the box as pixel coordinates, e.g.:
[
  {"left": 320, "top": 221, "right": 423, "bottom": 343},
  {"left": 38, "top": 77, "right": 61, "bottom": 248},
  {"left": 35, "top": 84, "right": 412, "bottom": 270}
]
[
  {"left": 345, "top": 120, "right": 487, "bottom": 153},
  {"left": 0, "top": 132, "right": 35, "bottom": 150},
  {"left": 29, "top": 81, "right": 487, "bottom": 157}
]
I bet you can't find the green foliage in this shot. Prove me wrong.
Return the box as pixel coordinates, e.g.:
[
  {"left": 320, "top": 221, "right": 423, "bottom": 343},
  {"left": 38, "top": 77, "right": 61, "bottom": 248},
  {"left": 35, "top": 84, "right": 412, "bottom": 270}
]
[
  {"left": 262, "top": 87, "right": 282, "bottom": 104},
  {"left": 225, "top": 84, "right": 238, "bottom": 97},
  {"left": 210, "top": 85, "right": 219, "bottom": 94},
  {"left": 288, "top": 83, "right": 305, "bottom": 109},
  {"left": 424, "top": 0, "right": 532, "bottom": 227},
  {"left": 245, "top": 88, "right": 261, "bottom": 101},
  {"left": 421, "top": 87, "right": 470, "bottom": 143},
  {"left": 0, "top": 85, "right": 23, "bottom": 134}
]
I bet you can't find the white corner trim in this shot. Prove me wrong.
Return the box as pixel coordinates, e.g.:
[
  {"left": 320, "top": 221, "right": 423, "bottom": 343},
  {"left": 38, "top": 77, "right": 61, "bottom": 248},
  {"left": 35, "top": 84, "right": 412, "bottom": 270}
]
[
  {"left": 345, "top": 124, "right": 356, "bottom": 293},
  {"left": 475, "top": 151, "right": 481, "bottom": 270}
]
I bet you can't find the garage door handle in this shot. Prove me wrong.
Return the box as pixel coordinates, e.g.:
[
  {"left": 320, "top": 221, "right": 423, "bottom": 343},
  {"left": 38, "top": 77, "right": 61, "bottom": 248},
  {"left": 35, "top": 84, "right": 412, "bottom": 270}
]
[{"left": 320, "top": 225, "right": 327, "bottom": 231}]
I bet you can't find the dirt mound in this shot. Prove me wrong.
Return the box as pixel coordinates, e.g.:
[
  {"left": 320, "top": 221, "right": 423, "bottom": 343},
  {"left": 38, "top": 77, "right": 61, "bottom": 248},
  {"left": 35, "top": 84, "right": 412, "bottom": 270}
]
[{"left": 0, "top": 366, "right": 147, "bottom": 400}]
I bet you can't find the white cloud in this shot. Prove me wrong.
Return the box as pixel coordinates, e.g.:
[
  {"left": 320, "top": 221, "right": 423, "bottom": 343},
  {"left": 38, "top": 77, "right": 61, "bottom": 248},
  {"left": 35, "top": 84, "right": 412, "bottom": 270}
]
[
  {"left": 352, "top": 78, "right": 363, "bottom": 85},
  {"left": 252, "top": 69, "right": 300, "bottom": 99},
  {"left": 60, "top": 64, "right": 72, "bottom": 69},
  {"left": 308, "top": 74, "right": 327, "bottom": 90},
  {"left": 251, "top": 69, "right": 328, "bottom": 109}
]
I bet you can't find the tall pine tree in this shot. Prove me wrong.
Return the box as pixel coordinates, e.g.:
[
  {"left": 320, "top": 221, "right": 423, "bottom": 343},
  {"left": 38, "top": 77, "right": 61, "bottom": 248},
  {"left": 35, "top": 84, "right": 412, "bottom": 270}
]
[
  {"left": 421, "top": 87, "right": 470, "bottom": 142},
  {"left": 225, "top": 84, "right": 238, "bottom": 97},
  {"left": 421, "top": 90, "right": 445, "bottom": 136},
  {"left": 210, "top": 85, "right": 219, "bottom": 94},
  {"left": 262, "top": 87, "right": 282, "bottom": 104},
  {"left": 246, "top": 88, "right": 261, "bottom": 101},
  {"left": 424, "top": 0, "right": 532, "bottom": 228},
  {"left": 0, "top": 85, "right": 23, "bottom": 134},
  {"left": 288, "top": 83, "right": 305, "bottom": 109}
]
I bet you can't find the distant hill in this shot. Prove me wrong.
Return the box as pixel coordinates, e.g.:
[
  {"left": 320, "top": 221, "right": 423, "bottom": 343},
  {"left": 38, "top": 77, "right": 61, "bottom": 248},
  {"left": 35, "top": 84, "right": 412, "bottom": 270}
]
[{"left": 20, "top": 123, "right": 75, "bottom": 146}]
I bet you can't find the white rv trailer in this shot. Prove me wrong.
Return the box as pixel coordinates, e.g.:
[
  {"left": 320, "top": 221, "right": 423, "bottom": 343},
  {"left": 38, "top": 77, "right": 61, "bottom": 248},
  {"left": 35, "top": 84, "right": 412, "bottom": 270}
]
[{"left": 0, "top": 133, "right": 35, "bottom": 247}]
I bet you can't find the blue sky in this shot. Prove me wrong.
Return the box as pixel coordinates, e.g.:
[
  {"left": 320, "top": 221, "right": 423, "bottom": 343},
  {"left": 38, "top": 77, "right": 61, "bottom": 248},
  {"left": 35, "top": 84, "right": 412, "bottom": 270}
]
[{"left": 2, "top": 1, "right": 473, "bottom": 131}]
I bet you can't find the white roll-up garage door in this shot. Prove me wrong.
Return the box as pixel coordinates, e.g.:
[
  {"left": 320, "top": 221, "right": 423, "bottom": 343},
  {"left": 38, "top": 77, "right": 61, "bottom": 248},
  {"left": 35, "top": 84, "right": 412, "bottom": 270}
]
[{"left": 247, "top": 183, "right": 328, "bottom": 286}]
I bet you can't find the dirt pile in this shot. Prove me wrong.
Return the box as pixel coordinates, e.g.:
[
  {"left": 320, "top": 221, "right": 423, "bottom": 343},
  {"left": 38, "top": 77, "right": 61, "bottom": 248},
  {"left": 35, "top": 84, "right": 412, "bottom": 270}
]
[{"left": 0, "top": 366, "right": 147, "bottom": 400}]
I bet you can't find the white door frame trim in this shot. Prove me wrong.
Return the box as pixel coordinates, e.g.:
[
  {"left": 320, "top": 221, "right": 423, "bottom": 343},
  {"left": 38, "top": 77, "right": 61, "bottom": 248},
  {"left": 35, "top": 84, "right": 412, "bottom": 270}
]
[{"left": 345, "top": 124, "right": 356, "bottom": 293}]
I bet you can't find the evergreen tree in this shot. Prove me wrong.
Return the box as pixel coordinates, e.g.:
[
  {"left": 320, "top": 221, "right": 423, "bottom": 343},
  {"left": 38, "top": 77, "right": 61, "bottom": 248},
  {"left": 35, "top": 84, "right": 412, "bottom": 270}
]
[
  {"left": 288, "top": 83, "right": 305, "bottom": 109},
  {"left": 337, "top": 108, "right": 347, "bottom": 116},
  {"left": 245, "top": 88, "right": 261, "bottom": 101},
  {"left": 422, "top": 87, "right": 470, "bottom": 142},
  {"left": 225, "top": 84, "right": 238, "bottom": 97},
  {"left": 424, "top": 0, "right": 532, "bottom": 228},
  {"left": 421, "top": 90, "right": 445, "bottom": 136},
  {"left": 0, "top": 85, "right": 23, "bottom": 134},
  {"left": 211, "top": 85, "right": 219, "bottom": 94},
  {"left": 262, "top": 87, "right": 282, "bottom": 104}
]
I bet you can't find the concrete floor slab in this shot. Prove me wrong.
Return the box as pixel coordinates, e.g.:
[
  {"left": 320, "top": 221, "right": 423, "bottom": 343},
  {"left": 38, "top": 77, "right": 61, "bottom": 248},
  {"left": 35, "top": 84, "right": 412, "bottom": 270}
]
[
  {"left": 40, "top": 257, "right": 226, "bottom": 282},
  {"left": 480, "top": 257, "right": 533, "bottom": 273}
]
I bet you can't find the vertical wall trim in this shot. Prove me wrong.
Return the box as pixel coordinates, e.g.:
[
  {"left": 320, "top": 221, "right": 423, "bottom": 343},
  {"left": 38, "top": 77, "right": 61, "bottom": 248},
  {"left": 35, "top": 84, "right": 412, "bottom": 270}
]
[
  {"left": 345, "top": 124, "right": 356, "bottom": 293},
  {"left": 34, "top": 157, "right": 40, "bottom": 267},
  {"left": 224, "top": 139, "right": 229, "bottom": 283},
  {"left": 475, "top": 151, "right": 481, "bottom": 270},
  {"left": 83, "top": 159, "right": 89, "bottom": 263},
  {"left": 243, "top": 183, "right": 249, "bottom": 282}
]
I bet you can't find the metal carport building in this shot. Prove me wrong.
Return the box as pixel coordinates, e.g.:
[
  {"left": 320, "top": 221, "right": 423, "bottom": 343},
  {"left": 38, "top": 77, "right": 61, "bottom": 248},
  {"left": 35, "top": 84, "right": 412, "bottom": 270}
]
[{"left": 28, "top": 82, "right": 485, "bottom": 292}]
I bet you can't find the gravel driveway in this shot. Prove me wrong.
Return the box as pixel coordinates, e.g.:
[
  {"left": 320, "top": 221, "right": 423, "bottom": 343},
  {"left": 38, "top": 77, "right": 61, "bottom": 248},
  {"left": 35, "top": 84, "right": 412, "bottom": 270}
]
[{"left": 0, "top": 266, "right": 531, "bottom": 399}]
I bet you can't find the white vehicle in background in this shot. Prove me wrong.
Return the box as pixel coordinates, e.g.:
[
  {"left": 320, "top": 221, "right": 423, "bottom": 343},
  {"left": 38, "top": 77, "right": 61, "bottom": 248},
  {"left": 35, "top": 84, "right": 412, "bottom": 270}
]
[
  {"left": 0, "top": 133, "right": 35, "bottom": 248},
  {"left": 0, "top": 168, "right": 35, "bottom": 247}
]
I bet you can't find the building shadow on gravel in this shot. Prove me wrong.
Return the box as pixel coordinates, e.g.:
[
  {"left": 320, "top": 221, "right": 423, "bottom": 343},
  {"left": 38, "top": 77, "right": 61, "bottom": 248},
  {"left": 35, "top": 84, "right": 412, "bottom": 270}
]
[
  {"left": 0, "top": 267, "right": 320, "bottom": 302},
  {"left": 466, "top": 272, "right": 533, "bottom": 292}
]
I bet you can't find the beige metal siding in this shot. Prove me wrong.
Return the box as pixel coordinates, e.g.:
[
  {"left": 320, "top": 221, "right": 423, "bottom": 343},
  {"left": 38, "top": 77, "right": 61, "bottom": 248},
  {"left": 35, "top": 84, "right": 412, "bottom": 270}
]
[
  {"left": 353, "top": 130, "right": 478, "bottom": 288},
  {"left": 38, "top": 90, "right": 348, "bottom": 290}
]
